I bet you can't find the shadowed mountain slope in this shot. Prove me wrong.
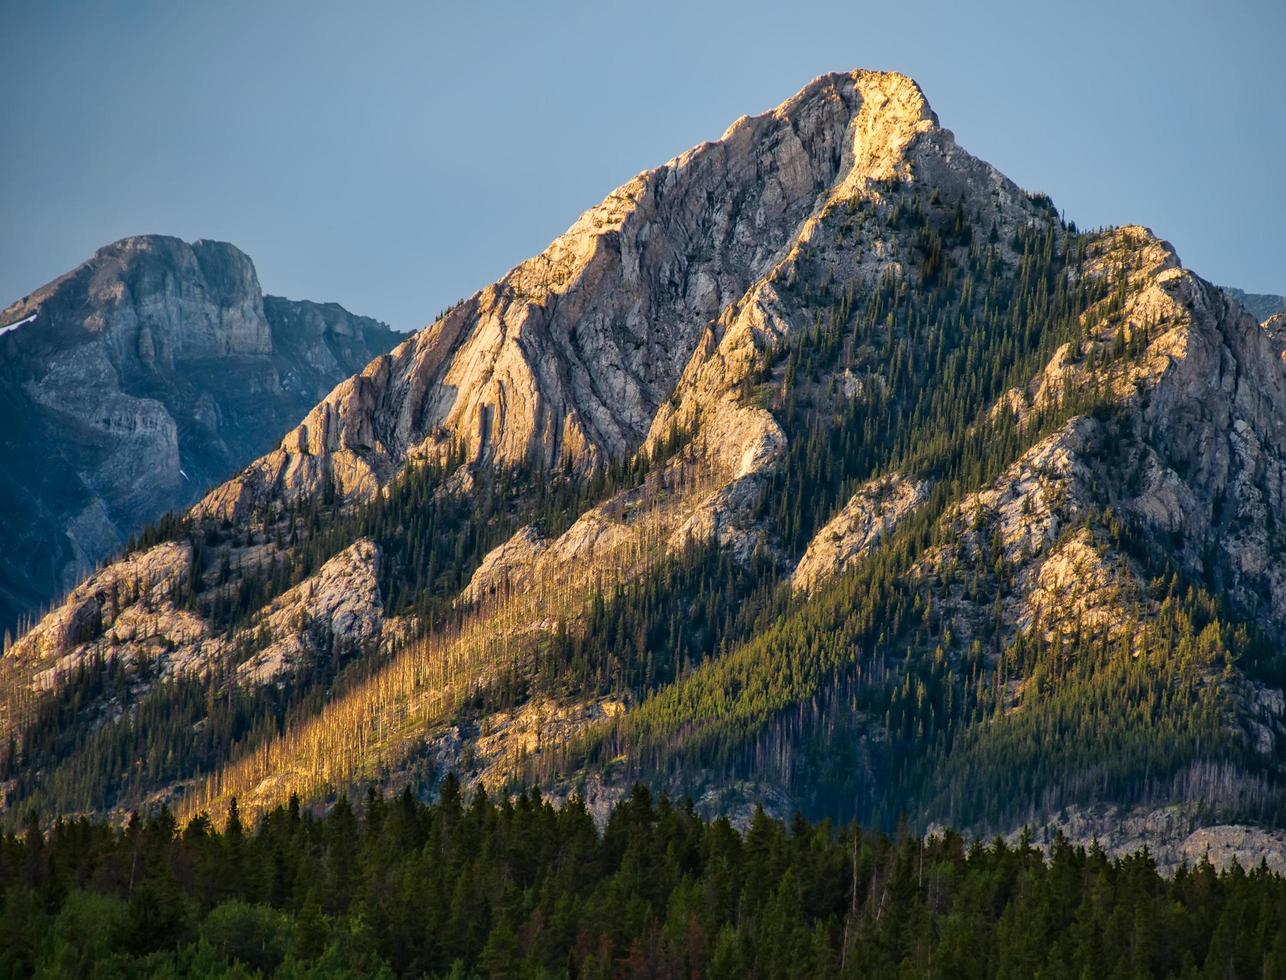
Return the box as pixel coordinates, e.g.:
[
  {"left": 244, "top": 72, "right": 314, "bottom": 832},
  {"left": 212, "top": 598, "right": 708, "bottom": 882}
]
[{"left": 0, "top": 236, "right": 398, "bottom": 637}]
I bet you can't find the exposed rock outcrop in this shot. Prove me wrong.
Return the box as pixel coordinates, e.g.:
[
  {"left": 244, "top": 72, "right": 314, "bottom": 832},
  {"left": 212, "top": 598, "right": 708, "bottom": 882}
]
[
  {"left": 793, "top": 474, "right": 928, "bottom": 592},
  {"left": 235, "top": 539, "right": 385, "bottom": 685},
  {"left": 0, "top": 537, "right": 388, "bottom": 744},
  {"left": 0, "top": 236, "right": 398, "bottom": 637},
  {"left": 1014, "top": 804, "right": 1286, "bottom": 875},
  {"left": 199, "top": 70, "right": 1034, "bottom": 521},
  {"left": 8, "top": 70, "right": 1286, "bottom": 872},
  {"left": 1222, "top": 285, "right": 1286, "bottom": 323},
  {"left": 1, "top": 541, "right": 194, "bottom": 694}
]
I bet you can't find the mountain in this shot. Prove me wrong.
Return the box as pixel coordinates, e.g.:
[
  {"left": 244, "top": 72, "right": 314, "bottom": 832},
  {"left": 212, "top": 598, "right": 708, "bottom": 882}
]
[
  {"left": 1222, "top": 285, "right": 1286, "bottom": 322},
  {"left": 4, "top": 70, "right": 1285, "bottom": 868},
  {"left": 0, "top": 236, "right": 399, "bottom": 640}
]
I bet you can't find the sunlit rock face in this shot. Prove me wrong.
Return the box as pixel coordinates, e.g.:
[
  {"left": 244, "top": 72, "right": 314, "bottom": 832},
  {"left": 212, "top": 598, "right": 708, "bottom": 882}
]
[
  {"left": 8, "top": 69, "right": 1286, "bottom": 871},
  {"left": 0, "top": 236, "right": 397, "bottom": 635},
  {"left": 200, "top": 70, "right": 982, "bottom": 517},
  {"left": 792, "top": 474, "right": 929, "bottom": 593}
]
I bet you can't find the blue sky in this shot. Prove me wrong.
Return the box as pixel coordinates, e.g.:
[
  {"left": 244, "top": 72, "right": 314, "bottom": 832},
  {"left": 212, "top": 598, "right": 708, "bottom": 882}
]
[{"left": 2, "top": 0, "right": 1282, "bottom": 330}]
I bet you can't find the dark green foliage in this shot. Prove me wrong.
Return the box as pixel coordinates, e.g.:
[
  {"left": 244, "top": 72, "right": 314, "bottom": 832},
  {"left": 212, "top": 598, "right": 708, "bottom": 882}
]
[
  {"left": 523, "top": 539, "right": 778, "bottom": 704},
  {"left": 12, "top": 424, "right": 702, "bottom": 819},
  {"left": 532, "top": 217, "right": 1286, "bottom": 835},
  {"left": 1, "top": 787, "right": 1284, "bottom": 978},
  {"left": 8, "top": 201, "right": 1283, "bottom": 866},
  {"left": 586, "top": 505, "right": 1281, "bottom": 831},
  {"left": 759, "top": 217, "right": 1098, "bottom": 559}
]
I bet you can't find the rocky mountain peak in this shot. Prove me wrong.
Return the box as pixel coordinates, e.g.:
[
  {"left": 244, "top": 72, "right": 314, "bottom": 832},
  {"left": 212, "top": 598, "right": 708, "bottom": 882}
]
[
  {"left": 11, "top": 68, "right": 1286, "bottom": 874},
  {"left": 3, "top": 235, "right": 271, "bottom": 365},
  {"left": 197, "top": 69, "right": 1024, "bottom": 520},
  {"left": 0, "top": 236, "right": 398, "bottom": 637}
]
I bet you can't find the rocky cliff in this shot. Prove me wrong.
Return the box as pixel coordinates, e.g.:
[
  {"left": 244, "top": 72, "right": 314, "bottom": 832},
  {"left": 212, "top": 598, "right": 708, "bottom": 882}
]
[
  {"left": 0, "top": 236, "right": 398, "bottom": 639},
  {"left": 1222, "top": 285, "right": 1286, "bottom": 322},
  {"left": 197, "top": 71, "right": 968, "bottom": 518},
  {"left": 5, "top": 72, "right": 1286, "bottom": 869}
]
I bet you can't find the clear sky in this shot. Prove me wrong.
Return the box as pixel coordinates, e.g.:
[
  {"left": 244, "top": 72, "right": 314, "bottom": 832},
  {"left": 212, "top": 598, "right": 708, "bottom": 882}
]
[{"left": 2, "top": 0, "right": 1282, "bottom": 331}]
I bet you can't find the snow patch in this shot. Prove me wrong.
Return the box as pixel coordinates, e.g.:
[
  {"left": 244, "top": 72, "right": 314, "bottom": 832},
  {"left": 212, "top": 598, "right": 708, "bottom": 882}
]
[{"left": 0, "top": 312, "right": 36, "bottom": 337}]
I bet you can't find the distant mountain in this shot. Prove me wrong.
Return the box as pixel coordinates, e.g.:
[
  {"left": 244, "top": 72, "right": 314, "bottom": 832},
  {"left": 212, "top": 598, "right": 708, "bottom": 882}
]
[
  {"left": 5, "top": 72, "right": 1286, "bottom": 871},
  {"left": 1223, "top": 285, "right": 1286, "bottom": 322},
  {"left": 0, "top": 235, "right": 398, "bottom": 637}
]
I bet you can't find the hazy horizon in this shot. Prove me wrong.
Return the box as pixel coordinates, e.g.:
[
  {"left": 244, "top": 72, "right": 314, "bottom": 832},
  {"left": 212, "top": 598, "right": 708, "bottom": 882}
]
[{"left": 2, "top": 0, "right": 1282, "bottom": 331}]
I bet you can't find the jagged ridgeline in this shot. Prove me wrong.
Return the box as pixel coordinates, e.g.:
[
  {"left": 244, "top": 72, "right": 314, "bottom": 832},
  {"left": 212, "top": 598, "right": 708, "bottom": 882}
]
[{"left": 3, "top": 71, "right": 1285, "bottom": 860}]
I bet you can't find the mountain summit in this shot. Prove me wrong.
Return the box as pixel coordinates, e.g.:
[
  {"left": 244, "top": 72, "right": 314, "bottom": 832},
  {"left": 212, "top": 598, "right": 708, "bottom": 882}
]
[
  {"left": 199, "top": 71, "right": 989, "bottom": 516},
  {"left": 0, "top": 236, "right": 398, "bottom": 637},
  {"left": 4, "top": 70, "right": 1285, "bottom": 869}
]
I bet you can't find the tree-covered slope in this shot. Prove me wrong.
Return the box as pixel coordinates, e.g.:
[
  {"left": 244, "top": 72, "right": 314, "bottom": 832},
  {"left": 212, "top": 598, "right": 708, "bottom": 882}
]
[
  {"left": 3, "top": 787, "right": 1286, "bottom": 979},
  {"left": 3, "top": 70, "right": 1284, "bottom": 867}
]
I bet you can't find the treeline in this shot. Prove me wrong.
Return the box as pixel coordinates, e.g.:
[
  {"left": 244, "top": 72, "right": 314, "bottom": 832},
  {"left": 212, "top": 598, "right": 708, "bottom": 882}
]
[
  {"left": 130, "top": 399, "right": 699, "bottom": 640},
  {"left": 8, "top": 409, "right": 700, "bottom": 819},
  {"left": 3, "top": 784, "right": 1285, "bottom": 979},
  {"left": 513, "top": 208, "right": 1286, "bottom": 836},
  {"left": 7, "top": 183, "right": 1280, "bottom": 859}
]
